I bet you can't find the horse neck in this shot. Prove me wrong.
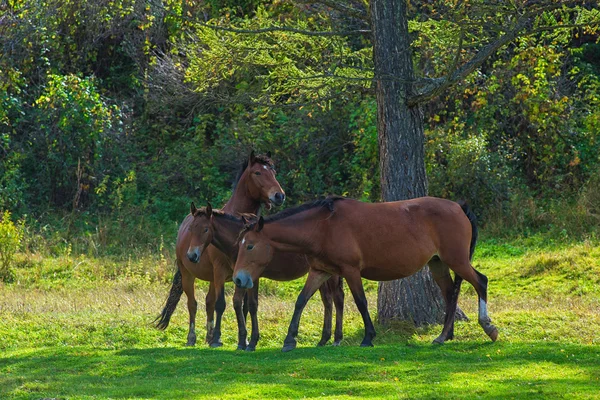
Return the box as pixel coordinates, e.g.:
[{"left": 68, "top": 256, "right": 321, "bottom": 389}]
[
  {"left": 211, "top": 216, "right": 245, "bottom": 257},
  {"left": 222, "top": 171, "right": 261, "bottom": 214},
  {"left": 263, "top": 211, "right": 325, "bottom": 255}
]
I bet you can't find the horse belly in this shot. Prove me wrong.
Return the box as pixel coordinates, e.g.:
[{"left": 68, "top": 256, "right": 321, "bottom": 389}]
[{"left": 262, "top": 253, "right": 309, "bottom": 281}]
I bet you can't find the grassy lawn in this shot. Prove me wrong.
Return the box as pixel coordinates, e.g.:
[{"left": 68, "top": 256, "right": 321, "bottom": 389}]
[{"left": 1, "top": 237, "right": 600, "bottom": 399}]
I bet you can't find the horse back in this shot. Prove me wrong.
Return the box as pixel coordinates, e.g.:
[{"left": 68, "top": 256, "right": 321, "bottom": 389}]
[{"left": 327, "top": 197, "right": 472, "bottom": 279}]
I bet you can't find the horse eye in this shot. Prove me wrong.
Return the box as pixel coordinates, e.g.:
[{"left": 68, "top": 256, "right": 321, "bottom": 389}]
[
  {"left": 254, "top": 171, "right": 261, "bottom": 176},
  {"left": 247, "top": 244, "right": 254, "bottom": 250},
  {"left": 204, "top": 228, "right": 208, "bottom": 233}
]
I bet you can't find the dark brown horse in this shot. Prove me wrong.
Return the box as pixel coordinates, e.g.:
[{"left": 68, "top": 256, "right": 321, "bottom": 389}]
[
  {"left": 232, "top": 196, "right": 498, "bottom": 352},
  {"left": 185, "top": 203, "right": 344, "bottom": 351},
  {"left": 155, "top": 151, "right": 285, "bottom": 347}
]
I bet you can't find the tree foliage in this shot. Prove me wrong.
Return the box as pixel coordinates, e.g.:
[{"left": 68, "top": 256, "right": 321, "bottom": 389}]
[{"left": 0, "top": 0, "right": 599, "bottom": 237}]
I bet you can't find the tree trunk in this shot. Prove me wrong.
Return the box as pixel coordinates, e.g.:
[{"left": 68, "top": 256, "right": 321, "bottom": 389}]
[{"left": 371, "top": 0, "right": 448, "bottom": 326}]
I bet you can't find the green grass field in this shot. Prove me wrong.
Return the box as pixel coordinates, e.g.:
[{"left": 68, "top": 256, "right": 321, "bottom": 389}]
[{"left": 1, "top": 236, "right": 600, "bottom": 399}]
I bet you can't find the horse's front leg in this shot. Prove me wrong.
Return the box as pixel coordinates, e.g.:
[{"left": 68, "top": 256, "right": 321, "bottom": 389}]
[
  {"left": 246, "top": 280, "right": 260, "bottom": 351},
  {"left": 205, "top": 281, "right": 216, "bottom": 343},
  {"left": 209, "top": 267, "right": 227, "bottom": 348},
  {"left": 343, "top": 266, "right": 376, "bottom": 347},
  {"left": 180, "top": 266, "right": 197, "bottom": 346},
  {"left": 283, "top": 268, "right": 331, "bottom": 352},
  {"left": 233, "top": 285, "right": 248, "bottom": 350}
]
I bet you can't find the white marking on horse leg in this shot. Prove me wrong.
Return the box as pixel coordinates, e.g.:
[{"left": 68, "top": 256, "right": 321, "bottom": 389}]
[{"left": 478, "top": 298, "right": 489, "bottom": 322}]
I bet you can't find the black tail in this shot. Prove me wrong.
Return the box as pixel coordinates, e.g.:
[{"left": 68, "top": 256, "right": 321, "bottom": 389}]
[
  {"left": 154, "top": 268, "right": 183, "bottom": 330},
  {"left": 458, "top": 200, "right": 478, "bottom": 261}
]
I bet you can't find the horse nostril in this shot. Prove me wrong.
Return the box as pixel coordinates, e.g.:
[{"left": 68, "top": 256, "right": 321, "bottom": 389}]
[
  {"left": 274, "top": 192, "right": 285, "bottom": 204},
  {"left": 233, "top": 277, "right": 242, "bottom": 287}
]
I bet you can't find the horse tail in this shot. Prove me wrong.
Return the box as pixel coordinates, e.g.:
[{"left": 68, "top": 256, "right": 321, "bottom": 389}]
[
  {"left": 458, "top": 200, "right": 478, "bottom": 261},
  {"left": 154, "top": 266, "right": 183, "bottom": 330}
]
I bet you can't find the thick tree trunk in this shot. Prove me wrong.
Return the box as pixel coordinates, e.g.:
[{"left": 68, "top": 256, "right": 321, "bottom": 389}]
[{"left": 372, "top": 0, "right": 449, "bottom": 326}]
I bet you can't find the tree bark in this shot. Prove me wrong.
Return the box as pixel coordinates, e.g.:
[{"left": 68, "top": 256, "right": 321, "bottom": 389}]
[{"left": 371, "top": 0, "right": 447, "bottom": 326}]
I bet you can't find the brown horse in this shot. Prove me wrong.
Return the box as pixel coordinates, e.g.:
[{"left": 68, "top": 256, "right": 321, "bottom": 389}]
[
  {"left": 232, "top": 196, "right": 498, "bottom": 352},
  {"left": 155, "top": 151, "right": 285, "bottom": 347},
  {"left": 185, "top": 203, "right": 344, "bottom": 351}
]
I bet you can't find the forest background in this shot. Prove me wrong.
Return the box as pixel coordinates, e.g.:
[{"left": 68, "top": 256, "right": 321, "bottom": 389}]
[{"left": 1, "top": 0, "right": 600, "bottom": 273}]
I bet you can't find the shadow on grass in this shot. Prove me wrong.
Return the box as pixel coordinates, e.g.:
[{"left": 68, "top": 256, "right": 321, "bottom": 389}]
[{"left": 1, "top": 341, "right": 599, "bottom": 399}]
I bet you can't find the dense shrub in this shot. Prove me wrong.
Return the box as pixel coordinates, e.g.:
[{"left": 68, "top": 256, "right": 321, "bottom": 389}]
[{"left": 0, "top": 211, "right": 22, "bottom": 281}]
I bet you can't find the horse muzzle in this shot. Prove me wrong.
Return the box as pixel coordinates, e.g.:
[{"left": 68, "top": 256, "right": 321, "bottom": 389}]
[
  {"left": 233, "top": 270, "right": 254, "bottom": 289},
  {"left": 269, "top": 192, "right": 286, "bottom": 207},
  {"left": 187, "top": 248, "right": 201, "bottom": 263}
]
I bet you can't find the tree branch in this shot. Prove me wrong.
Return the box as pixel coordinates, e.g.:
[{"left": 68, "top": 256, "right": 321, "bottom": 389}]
[
  {"left": 410, "top": 15, "right": 531, "bottom": 106},
  {"left": 299, "top": 0, "right": 370, "bottom": 23},
  {"left": 196, "top": 20, "right": 370, "bottom": 37},
  {"left": 409, "top": 3, "right": 596, "bottom": 106}
]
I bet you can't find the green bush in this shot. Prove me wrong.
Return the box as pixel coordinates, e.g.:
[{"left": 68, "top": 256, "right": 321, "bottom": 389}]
[{"left": 0, "top": 211, "right": 22, "bottom": 281}]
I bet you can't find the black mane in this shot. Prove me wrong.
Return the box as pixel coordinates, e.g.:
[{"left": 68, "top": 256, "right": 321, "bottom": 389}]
[
  {"left": 241, "top": 196, "right": 345, "bottom": 234},
  {"left": 193, "top": 207, "right": 256, "bottom": 223}
]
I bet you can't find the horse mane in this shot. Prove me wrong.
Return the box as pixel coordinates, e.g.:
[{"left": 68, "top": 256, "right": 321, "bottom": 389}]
[
  {"left": 232, "top": 153, "right": 274, "bottom": 190},
  {"left": 238, "top": 196, "right": 345, "bottom": 239},
  {"left": 193, "top": 207, "right": 257, "bottom": 223}
]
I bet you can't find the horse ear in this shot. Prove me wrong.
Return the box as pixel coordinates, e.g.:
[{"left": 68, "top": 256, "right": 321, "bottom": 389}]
[
  {"left": 266, "top": 151, "right": 272, "bottom": 158},
  {"left": 248, "top": 150, "right": 256, "bottom": 165},
  {"left": 190, "top": 202, "right": 197, "bottom": 215},
  {"left": 206, "top": 201, "right": 212, "bottom": 217},
  {"left": 256, "top": 216, "right": 264, "bottom": 232}
]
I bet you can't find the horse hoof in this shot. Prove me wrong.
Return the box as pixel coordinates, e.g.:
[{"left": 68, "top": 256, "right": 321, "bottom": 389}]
[
  {"left": 186, "top": 336, "right": 197, "bottom": 346},
  {"left": 236, "top": 345, "right": 247, "bottom": 351},
  {"left": 282, "top": 343, "right": 296, "bottom": 352},
  {"left": 245, "top": 346, "right": 256, "bottom": 352},
  {"left": 332, "top": 340, "right": 341, "bottom": 347},
  {"left": 432, "top": 336, "right": 445, "bottom": 345},
  {"left": 209, "top": 341, "right": 223, "bottom": 348},
  {"left": 487, "top": 326, "right": 499, "bottom": 342},
  {"left": 316, "top": 341, "right": 327, "bottom": 347},
  {"left": 360, "top": 343, "right": 374, "bottom": 348}
]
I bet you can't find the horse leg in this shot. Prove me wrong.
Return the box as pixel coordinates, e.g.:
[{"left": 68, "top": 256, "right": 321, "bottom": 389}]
[
  {"left": 246, "top": 280, "right": 260, "bottom": 352},
  {"left": 209, "top": 284, "right": 226, "bottom": 348},
  {"left": 332, "top": 275, "right": 345, "bottom": 346},
  {"left": 429, "top": 257, "right": 462, "bottom": 344},
  {"left": 233, "top": 285, "right": 249, "bottom": 350},
  {"left": 455, "top": 265, "right": 498, "bottom": 342},
  {"left": 343, "top": 267, "right": 376, "bottom": 347},
  {"left": 283, "top": 268, "right": 331, "bottom": 352},
  {"left": 205, "top": 282, "right": 216, "bottom": 343},
  {"left": 180, "top": 267, "right": 197, "bottom": 346},
  {"left": 243, "top": 291, "right": 249, "bottom": 324},
  {"left": 209, "top": 266, "right": 228, "bottom": 348},
  {"left": 317, "top": 280, "right": 333, "bottom": 346}
]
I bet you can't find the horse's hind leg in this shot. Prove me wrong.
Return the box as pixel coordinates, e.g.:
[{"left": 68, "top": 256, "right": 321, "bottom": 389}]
[
  {"left": 317, "top": 281, "right": 333, "bottom": 346},
  {"left": 180, "top": 266, "right": 197, "bottom": 346},
  {"left": 343, "top": 267, "right": 376, "bottom": 347},
  {"left": 456, "top": 266, "right": 498, "bottom": 342},
  {"left": 332, "top": 276, "right": 344, "bottom": 346},
  {"left": 473, "top": 269, "right": 498, "bottom": 341},
  {"left": 429, "top": 257, "right": 462, "bottom": 344}
]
